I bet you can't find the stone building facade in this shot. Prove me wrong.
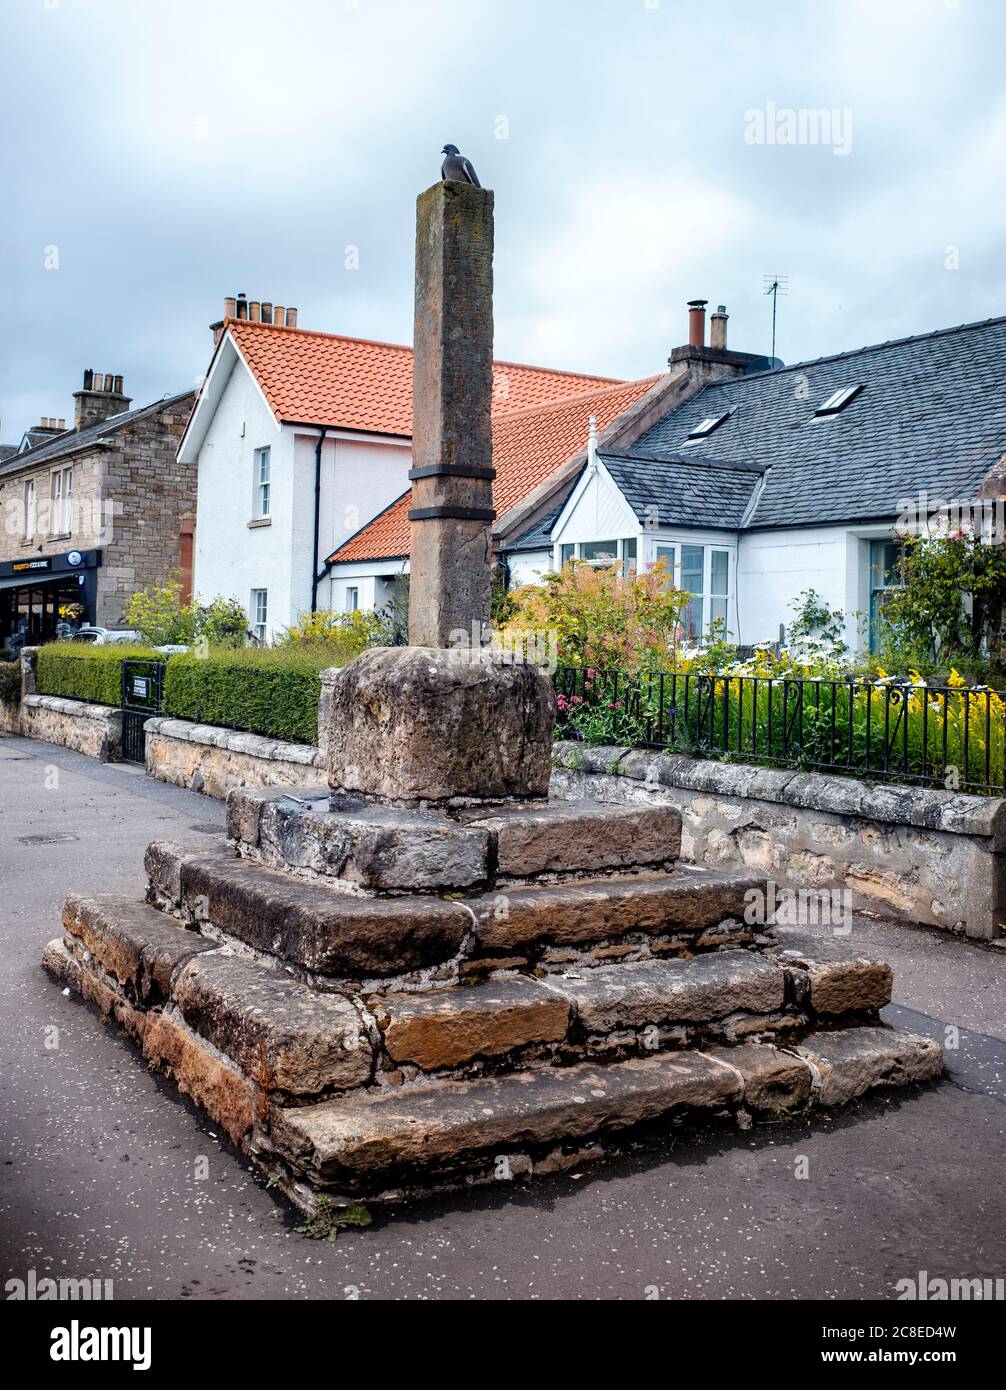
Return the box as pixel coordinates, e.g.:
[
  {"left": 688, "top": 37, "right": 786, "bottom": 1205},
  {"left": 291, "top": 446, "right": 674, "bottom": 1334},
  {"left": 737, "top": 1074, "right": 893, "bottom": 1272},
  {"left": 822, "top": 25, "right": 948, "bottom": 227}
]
[{"left": 0, "top": 372, "right": 196, "bottom": 652}]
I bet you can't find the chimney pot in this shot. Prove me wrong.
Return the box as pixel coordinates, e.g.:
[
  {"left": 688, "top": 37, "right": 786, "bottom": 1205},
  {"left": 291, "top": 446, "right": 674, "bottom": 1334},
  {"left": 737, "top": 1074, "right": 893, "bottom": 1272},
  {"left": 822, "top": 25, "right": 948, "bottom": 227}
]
[
  {"left": 249, "top": 300, "right": 261, "bottom": 322},
  {"left": 114, "top": 375, "right": 124, "bottom": 395},
  {"left": 709, "top": 304, "right": 729, "bottom": 351},
  {"left": 236, "top": 293, "right": 248, "bottom": 319},
  {"left": 687, "top": 299, "right": 708, "bottom": 349},
  {"left": 224, "top": 296, "right": 237, "bottom": 320},
  {"left": 58, "top": 418, "right": 65, "bottom": 429},
  {"left": 286, "top": 306, "right": 298, "bottom": 328},
  {"left": 274, "top": 305, "right": 285, "bottom": 327},
  {"left": 83, "top": 369, "right": 94, "bottom": 391},
  {"left": 261, "top": 301, "right": 273, "bottom": 324}
]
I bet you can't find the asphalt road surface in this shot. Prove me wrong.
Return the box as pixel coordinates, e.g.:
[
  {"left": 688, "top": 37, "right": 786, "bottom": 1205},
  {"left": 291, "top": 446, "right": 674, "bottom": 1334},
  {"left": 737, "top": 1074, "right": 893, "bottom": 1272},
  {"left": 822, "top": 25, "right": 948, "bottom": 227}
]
[{"left": 2, "top": 733, "right": 1004, "bottom": 1301}]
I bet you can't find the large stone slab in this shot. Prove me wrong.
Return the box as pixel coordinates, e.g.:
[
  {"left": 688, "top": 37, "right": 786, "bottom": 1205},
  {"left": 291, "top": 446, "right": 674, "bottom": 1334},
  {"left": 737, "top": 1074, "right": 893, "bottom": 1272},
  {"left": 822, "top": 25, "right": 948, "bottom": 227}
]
[
  {"left": 703, "top": 1043, "right": 812, "bottom": 1113},
  {"left": 459, "top": 800, "right": 682, "bottom": 878},
  {"left": 141, "top": 1011, "right": 258, "bottom": 1147},
  {"left": 230, "top": 788, "right": 490, "bottom": 891},
  {"left": 793, "top": 1026, "right": 942, "bottom": 1106},
  {"left": 63, "top": 893, "right": 218, "bottom": 1003},
  {"left": 147, "top": 842, "right": 468, "bottom": 979},
  {"left": 324, "top": 647, "right": 555, "bottom": 805},
  {"left": 271, "top": 1051, "right": 742, "bottom": 1186},
  {"left": 769, "top": 930, "right": 893, "bottom": 1015},
  {"left": 171, "top": 951, "right": 373, "bottom": 1094},
  {"left": 545, "top": 950, "right": 785, "bottom": 1033},
  {"left": 466, "top": 865, "right": 763, "bottom": 951},
  {"left": 370, "top": 977, "right": 569, "bottom": 1071}
]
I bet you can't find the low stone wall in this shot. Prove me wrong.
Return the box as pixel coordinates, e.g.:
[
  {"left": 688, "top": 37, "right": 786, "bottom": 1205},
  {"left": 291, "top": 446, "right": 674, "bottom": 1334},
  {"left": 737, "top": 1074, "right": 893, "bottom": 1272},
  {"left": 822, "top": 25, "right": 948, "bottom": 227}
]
[
  {"left": 16, "top": 694, "right": 123, "bottom": 761},
  {"left": 145, "top": 716, "right": 325, "bottom": 799},
  {"left": 550, "top": 743, "right": 1006, "bottom": 942}
]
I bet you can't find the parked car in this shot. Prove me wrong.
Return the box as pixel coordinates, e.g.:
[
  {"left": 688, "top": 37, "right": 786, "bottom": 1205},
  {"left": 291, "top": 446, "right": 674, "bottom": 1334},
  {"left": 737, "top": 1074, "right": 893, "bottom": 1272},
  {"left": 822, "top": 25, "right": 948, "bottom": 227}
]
[{"left": 71, "top": 626, "right": 142, "bottom": 645}]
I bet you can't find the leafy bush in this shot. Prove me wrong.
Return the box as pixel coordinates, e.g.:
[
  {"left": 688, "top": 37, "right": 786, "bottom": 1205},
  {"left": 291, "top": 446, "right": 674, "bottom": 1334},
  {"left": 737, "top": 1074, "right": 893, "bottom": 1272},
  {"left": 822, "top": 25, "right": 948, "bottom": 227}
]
[
  {"left": 277, "top": 608, "right": 382, "bottom": 659},
  {"left": 163, "top": 646, "right": 343, "bottom": 744},
  {"left": 0, "top": 661, "right": 20, "bottom": 706},
  {"left": 124, "top": 579, "right": 249, "bottom": 648},
  {"left": 500, "top": 559, "right": 687, "bottom": 673},
  {"left": 36, "top": 643, "right": 160, "bottom": 706},
  {"left": 877, "top": 532, "right": 1006, "bottom": 679}
]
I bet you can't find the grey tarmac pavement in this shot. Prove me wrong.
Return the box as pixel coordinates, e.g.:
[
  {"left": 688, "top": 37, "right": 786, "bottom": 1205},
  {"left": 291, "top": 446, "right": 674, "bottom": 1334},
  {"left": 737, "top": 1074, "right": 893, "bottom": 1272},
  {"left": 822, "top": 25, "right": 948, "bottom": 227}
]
[{"left": 1, "top": 734, "right": 1004, "bottom": 1301}]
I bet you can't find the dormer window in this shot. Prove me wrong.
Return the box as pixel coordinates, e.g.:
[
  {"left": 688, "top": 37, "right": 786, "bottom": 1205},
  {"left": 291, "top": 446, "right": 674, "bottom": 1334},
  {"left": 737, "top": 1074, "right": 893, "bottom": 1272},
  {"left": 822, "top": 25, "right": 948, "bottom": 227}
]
[
  {"left": 815, "top": 384, "right": 863, "bottom": 416},
  {"left": 687, "top": 412, "right": 729, "bottom": 440}
]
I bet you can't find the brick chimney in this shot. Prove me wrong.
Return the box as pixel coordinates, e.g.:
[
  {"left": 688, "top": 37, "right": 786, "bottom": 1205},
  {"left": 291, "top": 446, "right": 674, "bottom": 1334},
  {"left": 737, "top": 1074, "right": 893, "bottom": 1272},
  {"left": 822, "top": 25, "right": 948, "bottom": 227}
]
[
  {"left": 211, "top": 293, "right": 298, "bottom": 344},
  {"left": 709, "top": 304, "right": 729, "bottom": 351},
  {"left": 669, "top": 298, "right": 766, "bottom": 379},
  {"left": 73, "top": 369, "right": 132, "bottom": 432}
]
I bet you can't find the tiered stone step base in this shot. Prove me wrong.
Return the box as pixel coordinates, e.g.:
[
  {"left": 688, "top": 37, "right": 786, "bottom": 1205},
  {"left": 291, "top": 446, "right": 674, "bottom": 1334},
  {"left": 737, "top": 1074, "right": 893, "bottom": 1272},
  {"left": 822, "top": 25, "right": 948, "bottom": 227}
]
[{"left": 42, "top": 788, "right": 942, "bottom": 1215}]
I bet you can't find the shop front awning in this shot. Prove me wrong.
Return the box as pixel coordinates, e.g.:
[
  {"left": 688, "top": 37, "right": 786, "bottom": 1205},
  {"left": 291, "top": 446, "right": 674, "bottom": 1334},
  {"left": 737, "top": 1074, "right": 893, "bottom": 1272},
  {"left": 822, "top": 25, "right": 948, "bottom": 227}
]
[{"left": 0, "top": 570, "right": 87, "bottom": 593}]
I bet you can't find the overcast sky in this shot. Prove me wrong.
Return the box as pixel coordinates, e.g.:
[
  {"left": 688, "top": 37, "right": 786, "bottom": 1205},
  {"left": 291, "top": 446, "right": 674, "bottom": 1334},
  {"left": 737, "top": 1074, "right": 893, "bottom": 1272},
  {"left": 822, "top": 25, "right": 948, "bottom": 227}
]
[{"left": 2, "top": 0, "right": 1005, "bottom": 440}]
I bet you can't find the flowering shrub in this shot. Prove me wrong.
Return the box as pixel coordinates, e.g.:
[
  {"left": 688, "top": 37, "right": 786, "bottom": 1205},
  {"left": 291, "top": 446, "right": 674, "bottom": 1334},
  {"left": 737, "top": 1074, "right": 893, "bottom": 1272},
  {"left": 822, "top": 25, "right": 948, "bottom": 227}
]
[{"left": 499, "top": 559, "right": 687, "bottom": 672}]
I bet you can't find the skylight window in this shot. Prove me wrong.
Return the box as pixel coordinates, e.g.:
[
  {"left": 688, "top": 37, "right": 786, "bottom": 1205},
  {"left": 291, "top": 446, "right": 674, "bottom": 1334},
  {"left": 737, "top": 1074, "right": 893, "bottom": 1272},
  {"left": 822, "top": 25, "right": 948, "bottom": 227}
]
[
  {"left": 815, "top": 384, "right": 863, "bottom": 416},
  {"left": 688, "top": 412, "right": 728, "bottom": 439}
]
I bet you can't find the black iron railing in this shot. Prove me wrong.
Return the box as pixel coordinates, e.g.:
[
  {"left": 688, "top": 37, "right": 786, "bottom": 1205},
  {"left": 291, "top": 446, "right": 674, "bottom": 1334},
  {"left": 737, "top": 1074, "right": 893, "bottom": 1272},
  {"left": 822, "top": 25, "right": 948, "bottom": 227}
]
[{"left": 553, "top": 667, "right": 1006, "bottom": 796}]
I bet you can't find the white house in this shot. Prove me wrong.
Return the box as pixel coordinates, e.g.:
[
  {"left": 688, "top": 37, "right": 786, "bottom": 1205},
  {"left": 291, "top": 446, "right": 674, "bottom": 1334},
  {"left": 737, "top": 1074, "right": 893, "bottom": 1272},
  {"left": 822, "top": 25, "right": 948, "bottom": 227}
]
[
  {"left": 178, "top": 294, "right": 651, "bottom": 641},
  {"left": 505, "top": 313, "right": 1006, "bottom": 657}
]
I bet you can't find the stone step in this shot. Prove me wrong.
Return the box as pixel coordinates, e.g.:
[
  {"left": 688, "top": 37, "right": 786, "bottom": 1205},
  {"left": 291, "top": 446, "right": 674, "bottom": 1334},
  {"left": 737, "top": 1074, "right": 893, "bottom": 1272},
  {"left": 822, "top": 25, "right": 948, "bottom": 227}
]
[
  {"left": 62, "top": 893, "right": 219, "bottom": 1004},
  {"left": 464, "top": 865, "right": 764, "bottom": 954},
  {"left": 144, "top": 840, "right": 470, "bottom": 980},
  {"left": 453, "top": 799, "right": 682, "bottom": 879},
  {"left": 543, "top": 949, "right": 787, "bottom": 1035},
  {"left": 226, "top": 786, "right": 492, "bottom": 892},
  {"left": 60, "top": 892, "right": 377, "bottom": 1095},
  {"left": 270, "top": 1026, "right": 941, "bottom": 1196},
  {"left": 768, "top": 929, "right": 893, "bottom": 1015}
]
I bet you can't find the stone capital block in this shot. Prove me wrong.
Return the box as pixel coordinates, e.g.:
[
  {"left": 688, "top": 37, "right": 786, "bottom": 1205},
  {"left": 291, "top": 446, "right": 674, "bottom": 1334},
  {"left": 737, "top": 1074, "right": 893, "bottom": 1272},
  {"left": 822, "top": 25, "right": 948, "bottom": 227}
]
[{"left": 325, "top": 645, "right": 555, "bottom": 805}]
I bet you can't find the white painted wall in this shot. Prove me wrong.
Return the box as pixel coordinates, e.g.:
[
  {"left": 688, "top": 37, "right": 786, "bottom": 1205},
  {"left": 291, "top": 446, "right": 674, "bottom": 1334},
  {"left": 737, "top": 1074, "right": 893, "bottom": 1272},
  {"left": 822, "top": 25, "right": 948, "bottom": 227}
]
[
  {"left": 736, "top": 523, "right": 891, "bottom": 653},
  {"left": 509, "top": 549, "right": 553, "bottom": 586},
  {"left": 290, "top": 430, "right": 411, "bottom": 621},
  {"left": 192, "top": 358, "right": 290, "bottom": 642}
]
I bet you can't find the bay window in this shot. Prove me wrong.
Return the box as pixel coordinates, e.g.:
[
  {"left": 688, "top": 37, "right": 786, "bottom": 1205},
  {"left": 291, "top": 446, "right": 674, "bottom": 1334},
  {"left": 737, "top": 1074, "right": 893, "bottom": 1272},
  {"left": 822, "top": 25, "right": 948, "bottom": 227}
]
[{"left": 654, "top": 542, "right": 732, "bottom": 641}]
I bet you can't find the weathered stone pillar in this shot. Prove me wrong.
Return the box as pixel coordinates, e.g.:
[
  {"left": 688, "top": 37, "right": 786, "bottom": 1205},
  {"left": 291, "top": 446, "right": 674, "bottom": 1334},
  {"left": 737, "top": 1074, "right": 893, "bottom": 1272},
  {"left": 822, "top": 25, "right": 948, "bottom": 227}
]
[{"left": 408, "top": 180, "right": 495, "bottom": 649}]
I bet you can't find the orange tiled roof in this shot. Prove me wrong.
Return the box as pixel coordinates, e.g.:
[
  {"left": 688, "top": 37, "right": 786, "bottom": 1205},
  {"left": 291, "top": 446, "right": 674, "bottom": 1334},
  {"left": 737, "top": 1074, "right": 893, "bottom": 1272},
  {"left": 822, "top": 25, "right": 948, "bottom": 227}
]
[
  {"left": 328, "top": 374, "right": 659, "bottom": 564},
  {"left": 227, "top": 319, "right": 623, "bottom": 436}
]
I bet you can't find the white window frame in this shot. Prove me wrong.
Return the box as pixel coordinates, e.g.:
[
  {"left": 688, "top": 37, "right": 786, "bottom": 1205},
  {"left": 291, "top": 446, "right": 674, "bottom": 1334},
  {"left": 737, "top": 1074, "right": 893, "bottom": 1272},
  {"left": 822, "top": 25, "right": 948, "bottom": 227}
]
[
  {"left": 557, "top": 538, "right": 638, "bottom": 574},
  {"left": 49, "top": 465, "right": 72, "bottom": 535},
  {"left": 23, "top": 478, "right": 35, "bottom": 541},
  {"left": 254, "top": 447, "right": 271, "bottom": 519},
  {"left": 251, "top": 588, "right": 268, "bottom": 643},
  {"left": 653, "top": 541, "right": 732, "bottom": 640},
  {"left": 345, "top": 587, "right": 359, "bottom": 613}
]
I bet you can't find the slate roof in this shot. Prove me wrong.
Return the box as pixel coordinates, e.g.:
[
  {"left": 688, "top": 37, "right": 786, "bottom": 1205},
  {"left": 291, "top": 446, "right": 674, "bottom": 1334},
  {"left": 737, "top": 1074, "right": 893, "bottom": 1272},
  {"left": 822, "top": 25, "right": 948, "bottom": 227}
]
[
  {"left": 228, "top": 318, "right": 623, "bottom": 437},
  {"left": 0, "top": 445, "right": 17, "bottom": 463},
  {"left": 601, "top": 449, "right": 762, "bottom": 530},
  {"left": 630, "top": 314, "right": 1006, "bottom": 529},
  {"left": 328, "top": 375, "right": 658, "bottom": 564},
  {"left": 0, "top": 391, "right": 194, "bottom": 479}
]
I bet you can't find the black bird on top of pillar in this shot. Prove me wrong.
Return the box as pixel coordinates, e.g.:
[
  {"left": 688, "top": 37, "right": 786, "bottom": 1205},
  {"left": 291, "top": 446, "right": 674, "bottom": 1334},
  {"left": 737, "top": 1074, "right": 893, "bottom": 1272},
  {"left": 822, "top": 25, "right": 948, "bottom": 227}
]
[{"left": 441, "top": 144, "right": 481, "bottom": 187}]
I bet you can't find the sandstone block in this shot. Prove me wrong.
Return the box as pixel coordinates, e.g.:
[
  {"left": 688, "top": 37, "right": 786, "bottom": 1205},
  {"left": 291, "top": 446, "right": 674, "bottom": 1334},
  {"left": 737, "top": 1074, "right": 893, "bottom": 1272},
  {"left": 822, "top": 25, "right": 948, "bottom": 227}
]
[
  {"left": 460, "top": 800, "right": 682, "bottom": 878},
  {"left": 545, "top": 950, "right": 785, "bottom": 1033},
  {"left": 370, "top": 977, "right": 569, "bottom": 1070},
  {"left": 170, "top": 847, "right": 468, "bottom": 978},
  {"left": 466, "top": 866, "right": 762, "bottom": 951},
  {"left": 271, "top": 1051, "right": 742, "bottom": 1186},
  {"left": 793, "top": 1026, "right": 942, "bottom": 1107},
  {"left": 251, "top": 794, "right": 490, "bottom": 891},
  {"left": 703, "top": 1043, "right": 812, "bottom": 1112},
  {"left": 171, "top": 951, "right": 373, "bottom": 1093},
  {"left": 62, "top": 894, "right": 218, "bottom": 1002},
  {"left": 770, "top": 930, "right": 893, "bottom": 1014},
  {"left": 142, "top": 1012, "right": 257, "bottom": 1147},
  {"left": 325, "top": 646, "right": 555, "bottom": 805}
]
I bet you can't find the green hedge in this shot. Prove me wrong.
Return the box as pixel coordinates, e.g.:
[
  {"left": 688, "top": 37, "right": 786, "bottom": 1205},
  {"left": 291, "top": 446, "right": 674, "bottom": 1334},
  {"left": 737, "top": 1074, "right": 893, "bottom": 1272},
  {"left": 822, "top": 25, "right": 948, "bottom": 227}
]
[
  {"left": 36, "top": 643, "right": 160, "bottom": 707},
  {"left": 0, "top": 661, "right": 20, "bottom": 706},
  {"left": 163, "top": 646, "right": 339, "bottom": 745}
]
